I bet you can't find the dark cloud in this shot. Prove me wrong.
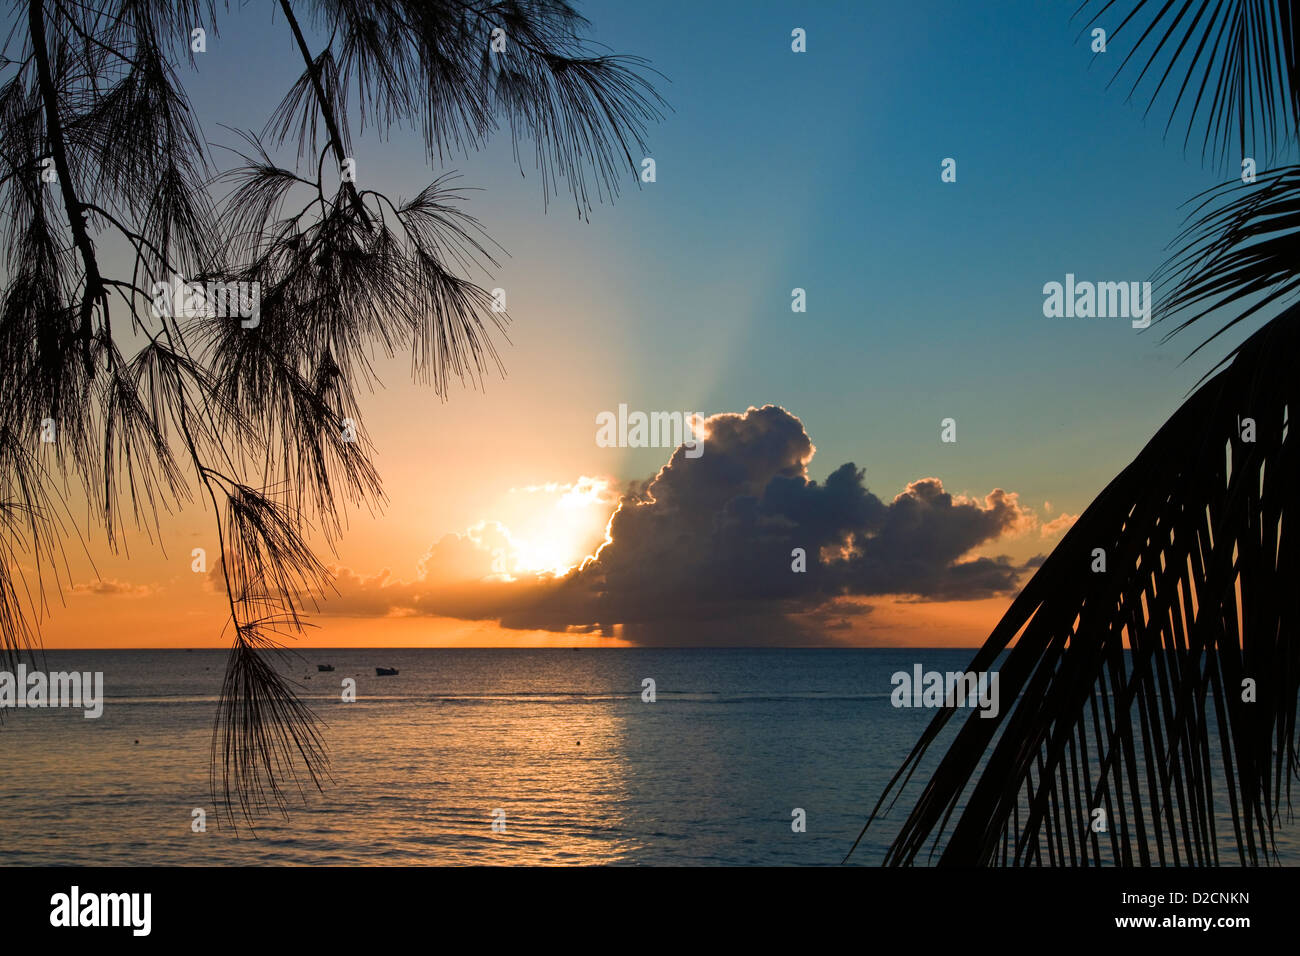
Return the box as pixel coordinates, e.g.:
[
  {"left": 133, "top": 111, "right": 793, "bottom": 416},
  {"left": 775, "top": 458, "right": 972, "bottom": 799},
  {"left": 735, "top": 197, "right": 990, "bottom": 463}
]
[{"left": 320, "top": 405, "right": 1038, "bottom": 643}]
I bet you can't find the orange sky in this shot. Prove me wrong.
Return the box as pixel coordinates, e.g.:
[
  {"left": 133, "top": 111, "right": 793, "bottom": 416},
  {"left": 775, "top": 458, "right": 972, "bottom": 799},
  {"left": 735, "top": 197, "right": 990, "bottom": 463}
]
[
  {"left": 13, "top": 167, "right": 1080, "bottom": 653},
  {"left": 29, "top": 400, "right": 1073, "bottom": 648},
  {"left": 35, "top": 585, "right": 1020, "bottom": 649}
]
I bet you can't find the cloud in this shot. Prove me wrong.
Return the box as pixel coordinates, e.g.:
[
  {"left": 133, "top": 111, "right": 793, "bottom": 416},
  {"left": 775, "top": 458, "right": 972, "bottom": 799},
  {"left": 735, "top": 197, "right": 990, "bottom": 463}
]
[
  {"left": 318, "top": 405, "right": 1041, "bottom": 643},
  {"left": 1041, "top": 512, "right": 1079, "bottom": 537},
  {"left": 70, "top": 578, "right": 156, "bottom": 597}
]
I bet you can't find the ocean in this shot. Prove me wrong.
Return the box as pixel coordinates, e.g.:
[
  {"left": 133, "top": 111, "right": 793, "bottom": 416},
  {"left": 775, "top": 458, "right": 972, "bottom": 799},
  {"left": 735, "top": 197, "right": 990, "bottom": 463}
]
[{"left": 1, "top": 648, "right": 1295, "bottom": 866}]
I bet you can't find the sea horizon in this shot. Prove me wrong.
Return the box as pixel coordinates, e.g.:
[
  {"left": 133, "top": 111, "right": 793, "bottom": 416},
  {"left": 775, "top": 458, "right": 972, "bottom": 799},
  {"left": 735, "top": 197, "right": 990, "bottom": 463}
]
[{"left": 3, "top": 648, "right": 1295, "bottom": 867}]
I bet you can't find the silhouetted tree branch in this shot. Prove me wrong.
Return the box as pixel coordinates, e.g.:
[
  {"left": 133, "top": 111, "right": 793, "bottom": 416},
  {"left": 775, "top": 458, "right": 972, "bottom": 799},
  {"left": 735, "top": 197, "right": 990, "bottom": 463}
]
[{"left": 0, "top": 0, "right": 666, "bottom": 827}]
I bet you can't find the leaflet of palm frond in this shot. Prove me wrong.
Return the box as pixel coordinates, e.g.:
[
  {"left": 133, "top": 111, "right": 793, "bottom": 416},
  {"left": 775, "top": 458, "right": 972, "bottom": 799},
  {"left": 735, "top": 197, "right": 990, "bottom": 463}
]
[
  {"left": 222, "top": 148, "right": 508, "bottom": 396},
  {"left": 389, "top": 175, "right": 503, "bottom": 276},
  {"left": 407, "top": 246, "right": 504, "bottom": 395},
  {"left": 0, "top": 425, "right": 63, "bottom": 669},
  {"left": 0, "top": 531, "right": 38, "bottom": 672},
  {"left": 220, "top": 479, "right": 332, "bottom": 620},
  {"left": 1078, "top": 0, "right": 1300, "bottom": 166},
  {"left": 90, "top": 2, "right": 216, "bottom": 47},
  {"left": 265, "top": 45, "right": 352, "bottom": 162},
  {"left": 0, "top": 221, "right": 99, "bottom": 494},
  {"left": 68, "top": 27, "right": 213, "bottom": 237},
  {"left": 193, "top": 280, "right": 384, "bottom": 539},
  {"left": 283, "top": 0, "right": 668, "bottom": 217},
  {"left": 1152, "top": 164, "right": 1300, "bottom": 364},
  {"left": 851, "top": 306, "right": 1298, "bottom": 866},
  {"left": 0, "top": 78, "right": 48, "bottom": 257},
  {"left": 215, "top": 134, "right": 310, "bottom": 265},
  {"left": 127, "top": 338, "right": 237, "bottom": 461},
  {"left": 100, "top": 339, "right": 189, "bottom": 548},
  {"left": 210, "top": 623, "right": 330, "bottom": 826}
]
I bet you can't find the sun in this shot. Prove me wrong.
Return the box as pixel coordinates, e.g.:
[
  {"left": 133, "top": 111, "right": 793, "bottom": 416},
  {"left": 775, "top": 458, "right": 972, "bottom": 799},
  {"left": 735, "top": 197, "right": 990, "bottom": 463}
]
[{"left": 493, "top": 477, "right": 616, "bottom": 577}]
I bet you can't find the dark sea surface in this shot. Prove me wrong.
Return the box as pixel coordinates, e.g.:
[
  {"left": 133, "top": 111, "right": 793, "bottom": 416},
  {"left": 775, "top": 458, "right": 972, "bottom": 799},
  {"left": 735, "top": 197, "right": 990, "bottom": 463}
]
[{"left": 1, "top": 648, "right": 1295, "bottom": 866}]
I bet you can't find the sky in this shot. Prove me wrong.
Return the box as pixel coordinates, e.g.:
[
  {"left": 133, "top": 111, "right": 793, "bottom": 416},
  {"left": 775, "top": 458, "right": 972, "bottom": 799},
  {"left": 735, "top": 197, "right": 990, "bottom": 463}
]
[{"left": 15, "top": 0, "right": 1260, "bottom": 648}]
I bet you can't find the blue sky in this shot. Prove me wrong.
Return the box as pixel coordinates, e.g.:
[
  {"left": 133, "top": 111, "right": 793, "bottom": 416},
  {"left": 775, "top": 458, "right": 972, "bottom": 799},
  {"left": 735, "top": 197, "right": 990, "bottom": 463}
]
[{"left": 176, "top": 2, "right": 1243, "bottom": 500}]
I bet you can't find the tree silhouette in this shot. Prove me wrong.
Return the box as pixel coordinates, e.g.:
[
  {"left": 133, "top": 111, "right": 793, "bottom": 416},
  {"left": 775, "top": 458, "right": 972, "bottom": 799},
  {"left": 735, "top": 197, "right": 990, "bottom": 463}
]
[
  {"left": 852, "top": 0, "right": 1300, "bottom": 866},
  {"left": 0, "top": 0, "right": 665, "bottom": 824}
]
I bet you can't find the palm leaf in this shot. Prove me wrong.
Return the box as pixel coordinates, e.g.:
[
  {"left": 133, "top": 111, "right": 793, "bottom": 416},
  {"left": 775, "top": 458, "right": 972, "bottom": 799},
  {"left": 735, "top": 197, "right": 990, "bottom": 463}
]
[
  {"left": 1077, "top": 0, "right": 1300, "bottom": 164},
  {"left": 851, "top": 306, "right": 1298, "bottom": 864},
  {"left": 858, "top": 0, "right": 1300, "bottom": 865},
  {"left": 1154, "top": 163, "right": 1300, "bottom": 362}
]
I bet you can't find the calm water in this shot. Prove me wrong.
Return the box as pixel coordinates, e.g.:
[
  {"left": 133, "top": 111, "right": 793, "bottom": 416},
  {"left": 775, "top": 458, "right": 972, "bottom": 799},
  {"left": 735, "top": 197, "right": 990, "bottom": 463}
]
[{"left": 0, "top": 649, "right": 1295, "bottom": 865}]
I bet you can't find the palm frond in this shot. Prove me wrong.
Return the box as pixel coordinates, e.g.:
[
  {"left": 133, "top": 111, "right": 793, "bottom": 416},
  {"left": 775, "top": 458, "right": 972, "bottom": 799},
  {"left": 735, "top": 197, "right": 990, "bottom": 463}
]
[
  {"left": 853, "top": 306, "right": 1299, "bottom": 865},
  {"left": 211, "top": 624, "right": 331, "bottom": 826},
  {"left": 100, "top": 338, "right": 190, "bottom": 547},
  {"left": 1153, "top": 163, "right": 1300, "bottom": 362},
  {"left": 1077, "top": 0, "right": 1300, "bottom": 165},
  {"left": 856, "top": 0, "right": 1300, "bottom": 867},
  {"left": 306, "top": 0, "right": 669, "bottom": 216}
]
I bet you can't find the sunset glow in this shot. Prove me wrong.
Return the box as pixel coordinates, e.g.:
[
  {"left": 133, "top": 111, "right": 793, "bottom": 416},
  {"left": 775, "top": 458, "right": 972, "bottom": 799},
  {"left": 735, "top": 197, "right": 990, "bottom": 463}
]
[
  {"left": 13, "top": 0, "right": 1217, "bottom": 657},
  {"left": 488, "top": 478, "right": 616, "bottom": 577}
]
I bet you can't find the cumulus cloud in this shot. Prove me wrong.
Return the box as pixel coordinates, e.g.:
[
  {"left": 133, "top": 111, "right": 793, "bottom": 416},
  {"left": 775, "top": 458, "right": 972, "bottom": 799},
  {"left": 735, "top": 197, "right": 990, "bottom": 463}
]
[
  {"left": 317, "top": 406, "right": 1044, "bottom": 643},
  {"left": 1041, "top": 512, "right": 1079, "bottom": 537},
  {"left": 503, "top": 407, "right": 1038, "bottom": 636}
]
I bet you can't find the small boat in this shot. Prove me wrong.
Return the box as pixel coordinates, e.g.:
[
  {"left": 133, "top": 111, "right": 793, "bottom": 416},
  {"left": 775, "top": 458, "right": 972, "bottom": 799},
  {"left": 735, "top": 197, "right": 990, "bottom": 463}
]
[
  {"left": 317, "top": 664, "right": 335, "bottom": 672},
  {"left": 375, "top": 666, "right": 399, "bottom": 676}
]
